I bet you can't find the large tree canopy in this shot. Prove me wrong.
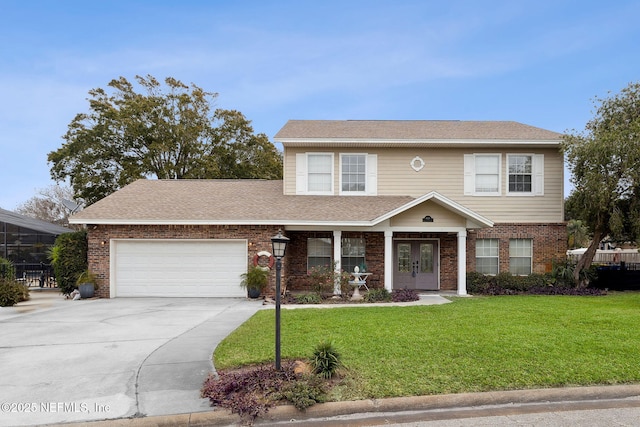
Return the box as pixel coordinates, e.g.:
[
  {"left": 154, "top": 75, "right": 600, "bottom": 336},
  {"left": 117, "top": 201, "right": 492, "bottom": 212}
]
[
  {"left": 48, "top": 75, "right": 282, "bottom": 204},
  {"left": 562, "top": 81, "right": 640, "bottom": 284}
]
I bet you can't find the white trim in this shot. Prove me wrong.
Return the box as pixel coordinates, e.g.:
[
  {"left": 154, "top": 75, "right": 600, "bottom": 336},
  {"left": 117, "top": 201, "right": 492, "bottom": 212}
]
[
  {"left": 457, "top": 231, "right": 467, "bottom": 295},
  {"left": 374, "top": 191, "right": 494, "bottom": 228},
  {"left": 384, "top": 230, "right": 393, "bottom": 292},
  {"left": 333, "top": 230, "right": 342, "bottom": 295}
]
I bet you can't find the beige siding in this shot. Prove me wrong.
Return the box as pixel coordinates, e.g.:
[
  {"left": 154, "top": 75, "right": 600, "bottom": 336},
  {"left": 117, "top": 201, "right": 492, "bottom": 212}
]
[
  {"left": 283, "top": 147, "right": 564, "bottom": 222},
  {"left": 391, "top": 200, "right": 466, "bottom": 227}
]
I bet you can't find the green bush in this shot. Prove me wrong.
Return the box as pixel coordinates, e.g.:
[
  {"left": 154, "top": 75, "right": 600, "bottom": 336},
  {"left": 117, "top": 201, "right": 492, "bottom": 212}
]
[
  {"left": 310, "top": 341, "right": 341, "bottom": 379},
  {"left": 0, "top": 278, "right": 29, "bottom": 307},
  {"left": 294, "top": 292, "right": 322, "bottom": 304},
  {"left": 0, "top": 257, "right": 16, "bottom": 280},
  {"left": 51, "top": 230, "right": 88, "bottom": 295},
  {"left": 364, "top": 288, "right": 391, "bottom": 303}
]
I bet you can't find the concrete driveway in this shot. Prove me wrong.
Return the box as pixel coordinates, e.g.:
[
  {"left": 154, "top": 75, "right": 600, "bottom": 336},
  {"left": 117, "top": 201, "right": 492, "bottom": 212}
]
[{"left": 0, "top": 290, "right": 263, "bottom": 426}]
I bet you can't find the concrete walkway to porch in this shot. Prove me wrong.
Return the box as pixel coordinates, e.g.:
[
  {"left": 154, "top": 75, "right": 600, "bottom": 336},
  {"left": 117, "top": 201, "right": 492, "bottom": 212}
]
[{"left": 272, "top": 292, "right": 456, "bottom": 310}]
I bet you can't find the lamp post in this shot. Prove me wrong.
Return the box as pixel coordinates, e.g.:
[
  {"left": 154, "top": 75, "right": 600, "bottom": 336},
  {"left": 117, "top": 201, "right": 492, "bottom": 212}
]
[{"left": 271, "top": 229, "right": 289, "bottom": 371}]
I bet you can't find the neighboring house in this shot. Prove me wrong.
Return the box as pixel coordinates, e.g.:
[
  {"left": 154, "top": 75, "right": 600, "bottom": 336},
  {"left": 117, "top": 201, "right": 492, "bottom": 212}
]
[{"left": 69, "top": 120, "right": 567, "bottom": 298}]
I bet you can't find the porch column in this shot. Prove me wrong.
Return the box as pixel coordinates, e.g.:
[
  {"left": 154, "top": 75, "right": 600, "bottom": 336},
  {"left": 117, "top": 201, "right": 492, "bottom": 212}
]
[
  {"left": 333, "top": 230, "right": 342, "bottom": 295},
  {"left": 384, "top": 230, "right": 393, "bottom": 292},
  {"left": 457, "top": 230, "right": 467, "bottom": 295}
]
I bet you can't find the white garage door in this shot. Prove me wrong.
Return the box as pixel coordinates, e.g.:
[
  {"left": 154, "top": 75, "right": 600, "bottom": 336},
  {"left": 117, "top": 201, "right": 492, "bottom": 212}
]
[{"left": 113, "top": 239, "right": 247, "bottom": 297}]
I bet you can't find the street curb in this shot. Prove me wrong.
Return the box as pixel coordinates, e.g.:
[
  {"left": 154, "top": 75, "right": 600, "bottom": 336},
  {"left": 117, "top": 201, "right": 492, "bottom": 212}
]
[{"left": 51, "top": 384, "right": 640, "bottom": 426}]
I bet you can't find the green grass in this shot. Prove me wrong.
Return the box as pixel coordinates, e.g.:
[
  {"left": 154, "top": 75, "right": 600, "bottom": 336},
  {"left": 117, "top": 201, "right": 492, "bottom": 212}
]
[{"left": 214, "top": 293, "right": 640, "bottom": 400}]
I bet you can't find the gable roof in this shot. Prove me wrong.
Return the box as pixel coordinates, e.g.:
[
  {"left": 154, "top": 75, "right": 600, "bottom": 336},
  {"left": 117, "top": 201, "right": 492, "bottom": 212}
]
[
  {"left": 274, "top": 120, "right": 562, "bottom": 147},
  {"left": 0, "top": 208, "right": 72, "bottom": 235}
]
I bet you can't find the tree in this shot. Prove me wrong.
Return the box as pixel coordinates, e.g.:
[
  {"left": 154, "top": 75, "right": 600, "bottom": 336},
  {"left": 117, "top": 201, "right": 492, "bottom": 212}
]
[
  {"left": 561, "top": 81, "right": 640, "bottom": 284},
  {"left": 48, "top": 75, "right": 282, "bottom": 205},
  {"left": 15, "top": 185, "right": 81, "bottom": 226}
]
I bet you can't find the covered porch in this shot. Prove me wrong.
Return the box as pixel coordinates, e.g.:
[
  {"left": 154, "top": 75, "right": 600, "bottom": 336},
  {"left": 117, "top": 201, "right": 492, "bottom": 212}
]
[{"left": 282, "top": 192, "right": 493, "bottom": 296}]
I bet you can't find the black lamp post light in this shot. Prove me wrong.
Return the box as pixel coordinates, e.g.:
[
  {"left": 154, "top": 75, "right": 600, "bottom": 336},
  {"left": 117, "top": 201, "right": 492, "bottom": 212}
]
[{"left": 270, "top": 229, "right": 289, "bottom": 371}]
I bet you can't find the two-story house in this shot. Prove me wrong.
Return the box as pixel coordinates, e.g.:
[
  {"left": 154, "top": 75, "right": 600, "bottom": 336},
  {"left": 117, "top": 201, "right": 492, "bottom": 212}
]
[{"left": 70, "top": 120, "right": 567, "bottom": 298}]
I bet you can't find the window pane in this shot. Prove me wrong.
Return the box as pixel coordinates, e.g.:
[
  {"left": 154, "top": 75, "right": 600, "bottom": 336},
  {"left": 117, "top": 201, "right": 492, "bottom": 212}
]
[
  {"left": 341, "top": 237, "right": 365, "bottom": 273},
  {"left": 420, "top": 243, "right": 433, "bottom": 273},
  {"left": 397, "top": 243, "right": 411, "bottom": 273},
  {"left": 308, "top": 238, "right": 331, "bottom": 257},
  {"left": 508, "top": 155, "right": 533, "bottom": 193},
  {"left": 342, "top": 155, "right": 366, "bottom": 192},
  {"left": 509, "top": 239, "right": 532, "bottom": 275},
  {"left": 308, "top": 154, "right": 332, "bottom": 192},
  {"left": 475, "top": 155, "right": 499, "bottom": 193},
  {"left": 476, "top": 239, "right": 498, "bottom": 275}
]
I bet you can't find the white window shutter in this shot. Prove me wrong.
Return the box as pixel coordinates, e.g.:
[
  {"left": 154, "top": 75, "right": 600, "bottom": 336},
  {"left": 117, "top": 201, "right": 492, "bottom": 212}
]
[
  {"left": 463, "top": 154, "right": 474, "bottom": 195},
  {"left": 367, "top": 154, "right": 378, "bottom": 195},
  {"left": 533, "top": 154, "right": 544, "bottom": 196},
  {"left": 296, "top": 153, "right": 307, "bottom": 194}
]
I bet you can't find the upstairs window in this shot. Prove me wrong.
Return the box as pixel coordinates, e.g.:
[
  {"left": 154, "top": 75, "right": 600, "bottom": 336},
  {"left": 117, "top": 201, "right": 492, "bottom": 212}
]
[
  {"left": 341, "top": 154, "right": 366, "bottom": 193},
  {"left": 507, "top": 154, "right": 544, "bottom": 196},
  {"left": 464, "top": 154, "right": 501, "bottom": 196},
  {"left": 296, "top": 152, "right": 377, "bottom": 195},
  {"left": 307, "top": 153, "right": 333, "bottom": 194}
]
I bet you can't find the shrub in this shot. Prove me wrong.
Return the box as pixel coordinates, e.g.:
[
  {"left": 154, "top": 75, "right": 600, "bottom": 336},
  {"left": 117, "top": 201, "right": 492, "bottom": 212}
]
[
  {"left": 0, "top": 278, "right": 29, "bottom": 307},
  {"left": 306, "top": 262, "right": 351, "bottom": 295},
  {"left": 51, "top": 230, "right": 88, "bottom": 295},
  {"left": 392, "top": 288, "right": 420, "bottom": 302},
  {"left": 274, "top": 375, "right": 327, "bottom": 410},
  {"left": 0, "top": 257, "right": 16, "bottom": 280},
  {"left": 201, "top": 361, "right": 327, "bottom": 422},
  {"left": 294, "top": 292, "right": 322, "bottom": 304},
  {"left": 310, "top": 341, "right": 341, "bottom": 379},
  {"left": 364, "top": 288, "right": 391, "bottom": 303}
]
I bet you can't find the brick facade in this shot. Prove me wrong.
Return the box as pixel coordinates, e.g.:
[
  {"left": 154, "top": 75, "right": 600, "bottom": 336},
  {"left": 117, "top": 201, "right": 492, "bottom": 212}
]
[
  {"left": 466, "top": 223, "right": 568, "bottom": 274},
  {"left": 88, "top": 222, "right": 567, "bottom": 298}
]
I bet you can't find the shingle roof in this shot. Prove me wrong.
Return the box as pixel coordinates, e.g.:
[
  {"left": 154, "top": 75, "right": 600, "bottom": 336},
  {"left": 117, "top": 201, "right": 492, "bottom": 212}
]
[
  {"left": 0, "top": 208, "right": 72, "bottom": 235},
  {"left": 274, "top": 120, "right": 562, "bottom": 141},
  {"left": 69, "top": 180, "right": 415, "bottom": 225}
]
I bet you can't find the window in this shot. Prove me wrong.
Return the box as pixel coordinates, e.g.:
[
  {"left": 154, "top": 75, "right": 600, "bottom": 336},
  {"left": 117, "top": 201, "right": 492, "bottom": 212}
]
[
  {"left": 341, "top": 154, "right": 366, "bottom": 193},
  {"left": 341, "top": 237, "right": 365, "bottom": 273},
  {"left": 464, "top": 154, "right": 501, "bottom": 196},
  {"left": 307, "top": 238, "right": 332, "bottom": 269},
  {"left": 509, "top": 239, "right": 532, "bottom": 275},
  {"left": 476, "top": 239, "right": 499, "bottom": 275},
  {"left": 508, "top": 155, "right": 532, "bottom": 192},
  {"left": 296, "top": 152, "right": 377, "bottom": 195},
  {"left": 475, "top": 155, "right": 500, "bottom": 193},
  {"left": 307, "top": 154, "right": 333, "bottom": 193},
  {"left": 507, "top": 154, "right": 544, "bottom": 196}
]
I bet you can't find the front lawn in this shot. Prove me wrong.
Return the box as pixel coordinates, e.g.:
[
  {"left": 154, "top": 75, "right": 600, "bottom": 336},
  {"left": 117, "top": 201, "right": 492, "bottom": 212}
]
[{"left": 213, "top": 293, "right": 640, "bottom": 401}]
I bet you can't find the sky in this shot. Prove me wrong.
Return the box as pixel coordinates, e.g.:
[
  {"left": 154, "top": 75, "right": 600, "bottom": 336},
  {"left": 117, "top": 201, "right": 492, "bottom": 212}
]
[{"left": 1, "top": 0, "right": 639, "bottom": 210}]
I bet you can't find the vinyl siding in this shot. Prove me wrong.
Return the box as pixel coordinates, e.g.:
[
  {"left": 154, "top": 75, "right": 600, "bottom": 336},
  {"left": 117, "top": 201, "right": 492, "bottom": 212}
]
[{"left": 284, "top": 147, "right": 563, "bottom": 223}]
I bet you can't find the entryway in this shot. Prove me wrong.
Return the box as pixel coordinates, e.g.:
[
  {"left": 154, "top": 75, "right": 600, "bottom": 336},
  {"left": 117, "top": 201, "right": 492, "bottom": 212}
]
[{"left": 394, "top": 240, "right": 439, "bottom": 290}]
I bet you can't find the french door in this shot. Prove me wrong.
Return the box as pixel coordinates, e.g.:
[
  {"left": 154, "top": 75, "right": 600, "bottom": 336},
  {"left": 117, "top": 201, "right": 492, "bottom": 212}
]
[{"left": 394, "top": 240, "right": 439, "bottom": 290}]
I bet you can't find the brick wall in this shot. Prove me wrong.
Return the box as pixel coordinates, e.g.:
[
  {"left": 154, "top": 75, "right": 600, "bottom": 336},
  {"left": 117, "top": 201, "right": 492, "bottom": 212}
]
[
  {"left": 466, "top": 223, "right": 567, "bottom": 274},
  {"left": 89, "top": 222, "right": 567, "bottom": 297},
  {"left": 87, "top": 224, "right": 284, "bottom": 298}
]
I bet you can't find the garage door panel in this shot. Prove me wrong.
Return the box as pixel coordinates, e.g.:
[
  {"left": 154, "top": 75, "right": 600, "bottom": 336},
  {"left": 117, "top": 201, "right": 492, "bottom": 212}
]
[{"left": 113, "top": 240, "right": 247, "bottom": 297}]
